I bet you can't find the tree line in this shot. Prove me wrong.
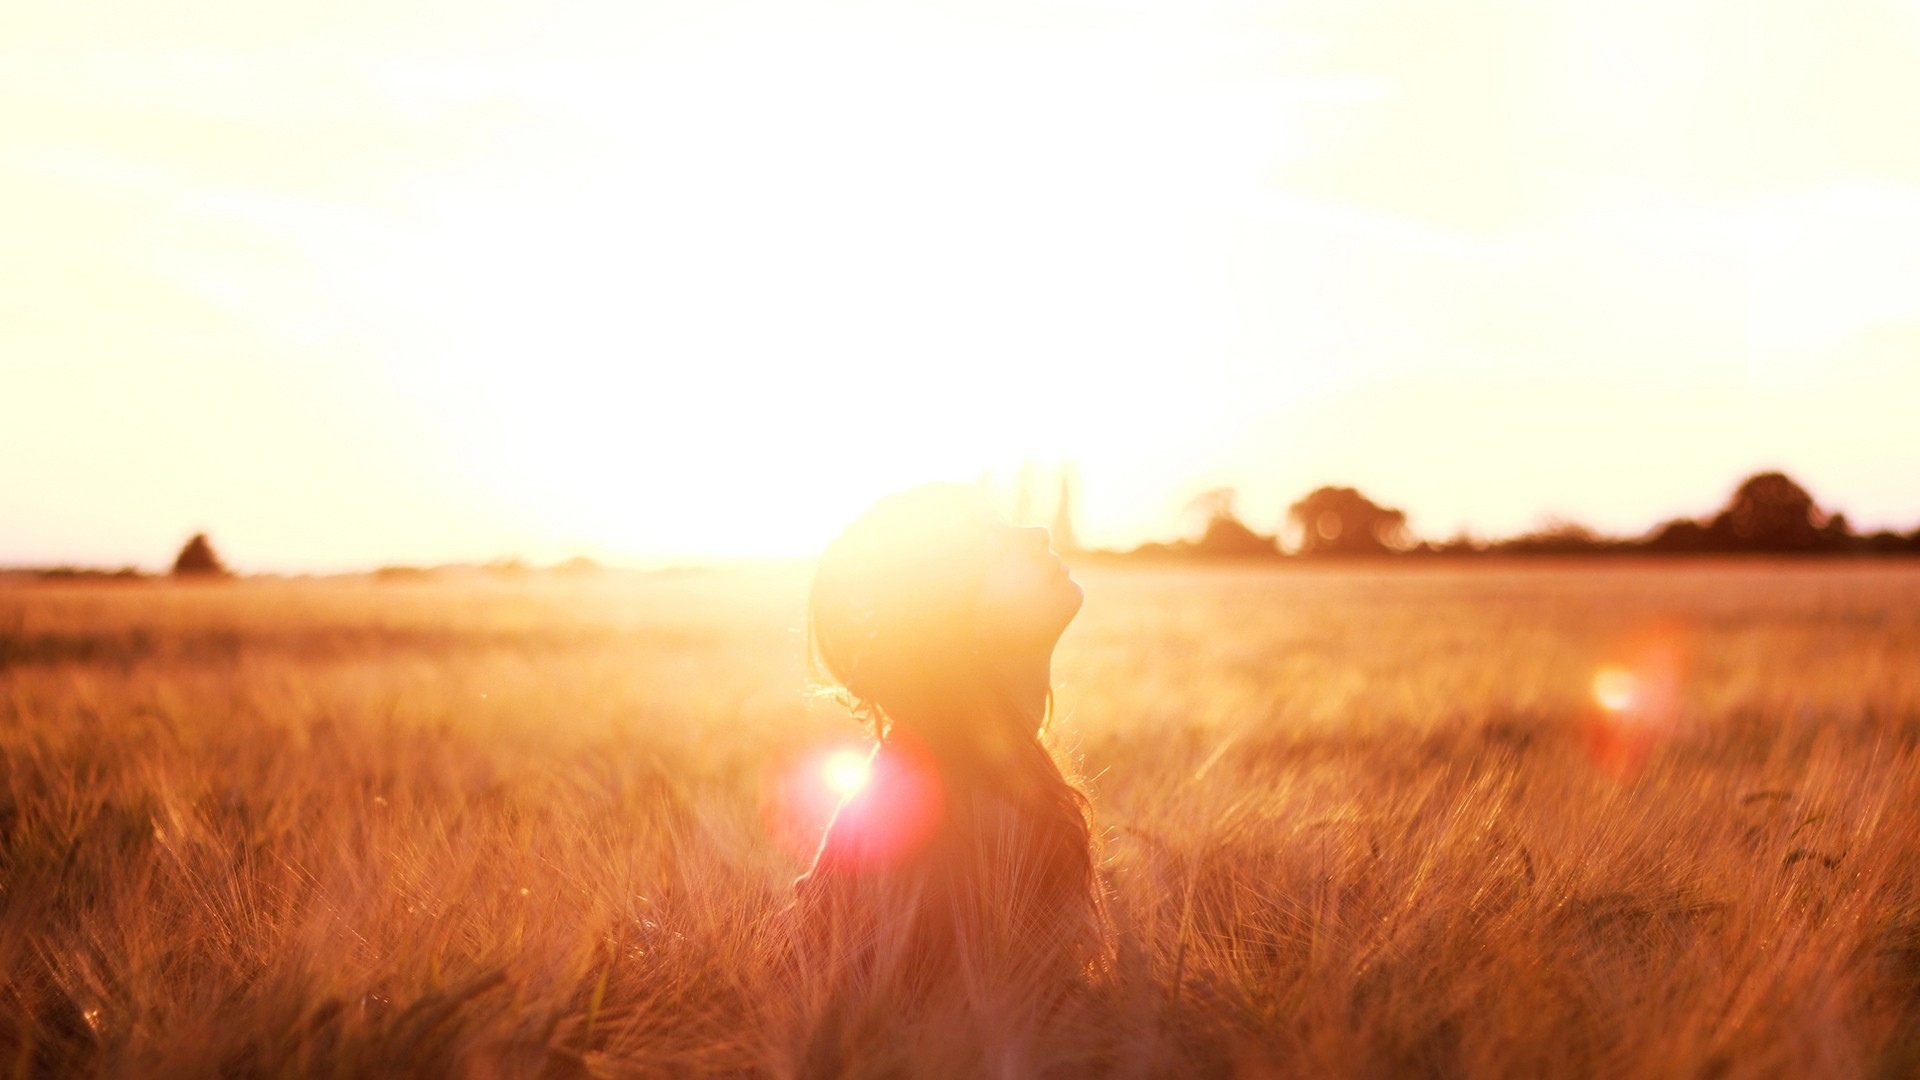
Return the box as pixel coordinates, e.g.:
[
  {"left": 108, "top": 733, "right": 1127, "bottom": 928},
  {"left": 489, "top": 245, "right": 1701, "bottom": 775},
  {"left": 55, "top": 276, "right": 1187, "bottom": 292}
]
[
  {"left": 1105, "top": 471, "right": 1920, "bottom": 560},
  {"left": 20, "top": 469, "right": 1918, "bottom": 580}
]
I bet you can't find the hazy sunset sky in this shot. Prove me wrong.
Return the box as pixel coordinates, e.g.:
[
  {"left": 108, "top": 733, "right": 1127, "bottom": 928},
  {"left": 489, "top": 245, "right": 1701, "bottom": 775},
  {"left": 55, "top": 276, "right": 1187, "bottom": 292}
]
[{"left": 6, "top": 0, "right": 1920, "bottom": 570}]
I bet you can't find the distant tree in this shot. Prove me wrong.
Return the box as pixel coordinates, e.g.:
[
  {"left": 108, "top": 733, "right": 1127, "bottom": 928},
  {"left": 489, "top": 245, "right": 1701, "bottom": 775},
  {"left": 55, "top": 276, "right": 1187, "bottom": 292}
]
[
  {"left": 171, "top": 533, "right": 230, "bottom": 577},
  {"left": 1496, "top": 518, "right": 1614, "bottom": 556},
  {"left": 1193, "top": 514, "right": 1278, "bottom": 557},
  {"left": 1707, "top": 471, "right": 1827, "bottom": 552},
  {"left": 1011, "top": 461, "right": 1040, "bottom": 526},
  {"left": 1050, "top": 468, "right": 1080, "bottom": 554},
  {"left": 1181, "top": 487, "right": 1278, "bottom": 557},
  {"left": 1860, "top": 530, "right": 1908, "bottom": 555},
  {"left": 1183, "top": 488, "right": 1241, "bottom": 534},
  {"left": 1287, "top": 487, "right": 1410, "bottom": 556},
  {"left": 1821, "top": 512, "right": 1854, "bottom": 550},
  {"left": 1644, "top": 518, "right": 1713, "bottom": 553},
  {"left": 1408, "top": 530, "right": 1482, "bottom": 557}
]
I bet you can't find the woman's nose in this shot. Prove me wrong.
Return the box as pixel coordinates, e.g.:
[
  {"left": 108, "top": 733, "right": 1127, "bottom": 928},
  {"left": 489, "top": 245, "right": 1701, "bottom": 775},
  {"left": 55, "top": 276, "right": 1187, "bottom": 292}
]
[{"left": 1022, "top": 526, "right": 1053, "bottom": 555}]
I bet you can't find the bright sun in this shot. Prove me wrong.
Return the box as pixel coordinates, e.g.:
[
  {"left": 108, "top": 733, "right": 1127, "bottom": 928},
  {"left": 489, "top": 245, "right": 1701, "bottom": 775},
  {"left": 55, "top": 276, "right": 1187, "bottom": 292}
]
[{"left": 231, "top": 15, "right": 1245, "bottom": 563}]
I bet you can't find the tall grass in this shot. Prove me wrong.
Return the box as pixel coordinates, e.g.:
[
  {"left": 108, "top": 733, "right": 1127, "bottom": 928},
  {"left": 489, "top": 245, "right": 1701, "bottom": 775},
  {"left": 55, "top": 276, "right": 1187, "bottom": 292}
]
[{"left": 3, "top": 563, "right": 1920, "bottom": 1077}]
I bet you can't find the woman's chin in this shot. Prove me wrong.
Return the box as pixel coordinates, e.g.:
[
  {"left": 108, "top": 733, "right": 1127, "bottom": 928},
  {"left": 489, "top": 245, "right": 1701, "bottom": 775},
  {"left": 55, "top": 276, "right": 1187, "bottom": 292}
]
[{"left": 1059, "top": 576, "right": 1086, "bottom": 621}]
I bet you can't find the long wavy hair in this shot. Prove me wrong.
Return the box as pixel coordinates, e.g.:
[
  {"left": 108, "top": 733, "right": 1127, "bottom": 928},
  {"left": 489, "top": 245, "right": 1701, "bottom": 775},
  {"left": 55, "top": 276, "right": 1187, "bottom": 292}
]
[{"left": 799, "top": 482, "right": 1105, "bottom": 982}]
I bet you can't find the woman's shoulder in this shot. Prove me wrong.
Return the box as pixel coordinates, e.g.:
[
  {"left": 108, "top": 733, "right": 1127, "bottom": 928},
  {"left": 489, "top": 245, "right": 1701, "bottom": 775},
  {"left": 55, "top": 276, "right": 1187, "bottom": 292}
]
[
  {"left": 801, "top": 743, "right": 948, "bottom": 881},
  {"left": 792, "top": 742, "right": 1073, "bottom": 889}
]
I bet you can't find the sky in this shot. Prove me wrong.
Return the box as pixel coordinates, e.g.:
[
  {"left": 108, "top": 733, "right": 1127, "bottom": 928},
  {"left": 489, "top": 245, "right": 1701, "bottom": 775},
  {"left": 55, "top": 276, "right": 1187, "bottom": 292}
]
[{"left": 5, "top": 0, "right": 1920, "bottom": 571}]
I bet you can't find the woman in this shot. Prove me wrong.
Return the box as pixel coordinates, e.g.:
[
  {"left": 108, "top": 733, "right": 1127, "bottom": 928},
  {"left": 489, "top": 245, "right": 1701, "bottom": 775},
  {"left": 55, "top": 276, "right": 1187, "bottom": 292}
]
[{"left": 784, "top": 481, "right": 1109, "bottom": 1066}]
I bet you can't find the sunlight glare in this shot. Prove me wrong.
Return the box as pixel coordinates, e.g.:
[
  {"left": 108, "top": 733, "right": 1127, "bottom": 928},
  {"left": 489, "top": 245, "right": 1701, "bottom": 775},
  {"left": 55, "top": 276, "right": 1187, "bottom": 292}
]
[
  {"left": 822, "top": 749, "right": 871, "bottom": 798},
  {"left": 1593, "top": 666, "right": 1638, "bottom": 712}
]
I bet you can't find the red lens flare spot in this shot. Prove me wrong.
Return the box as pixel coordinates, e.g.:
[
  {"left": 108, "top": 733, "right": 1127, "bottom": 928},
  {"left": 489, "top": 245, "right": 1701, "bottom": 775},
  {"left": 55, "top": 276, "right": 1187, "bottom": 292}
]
[
  {"left": 759, "top": 740, "right": 943, "bottom": 869},
  {"left": 818, "top": 741, "right": 943, "bottom": 872},
  {"left": 1582, "top": 622, "right": 1693, "bottom": 781},
  {"left": 760, "top": 742, "right": 868, "bottom": 863}
]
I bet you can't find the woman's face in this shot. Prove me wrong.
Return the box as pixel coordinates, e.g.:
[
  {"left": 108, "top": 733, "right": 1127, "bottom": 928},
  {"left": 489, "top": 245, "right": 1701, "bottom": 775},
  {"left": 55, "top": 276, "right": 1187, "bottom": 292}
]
[{"left": 972, "top": 523, "right": 1084, "bottom": 656}]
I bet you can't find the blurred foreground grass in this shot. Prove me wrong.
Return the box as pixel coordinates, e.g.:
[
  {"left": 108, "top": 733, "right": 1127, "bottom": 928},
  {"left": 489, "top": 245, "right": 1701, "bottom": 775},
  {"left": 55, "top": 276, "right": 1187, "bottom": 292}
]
[{"left": 4, "top": 563, "right": 1920, "bottom": 1077}]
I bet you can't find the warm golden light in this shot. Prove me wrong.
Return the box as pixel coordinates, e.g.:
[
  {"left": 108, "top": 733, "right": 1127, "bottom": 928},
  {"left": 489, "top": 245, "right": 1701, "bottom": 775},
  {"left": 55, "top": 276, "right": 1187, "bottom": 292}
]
[
  {"left": 5, "top": 4, "right": 1919, "bottom": 567},
  {"left": 822, "top": 748, "right": 872, "bottom": 799},
  {"left": 1593, "top": 666, "right": 1639, "bottom": 713}
]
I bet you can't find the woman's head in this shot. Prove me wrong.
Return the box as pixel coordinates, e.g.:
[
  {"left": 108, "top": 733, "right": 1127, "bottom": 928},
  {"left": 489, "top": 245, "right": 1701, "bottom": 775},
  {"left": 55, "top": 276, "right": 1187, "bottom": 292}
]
[
  {"left": 808, "top": 482, "right": 1083, "bottom": 748},
  {"left": 802, "top": 482, "right": 1110, "bottom": 976}
]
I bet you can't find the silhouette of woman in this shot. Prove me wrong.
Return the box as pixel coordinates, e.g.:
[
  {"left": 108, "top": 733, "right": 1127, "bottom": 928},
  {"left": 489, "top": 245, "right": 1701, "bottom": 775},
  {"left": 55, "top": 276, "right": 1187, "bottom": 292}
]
[{"left": 783, "top": 481, "right": 1109, "bottom": 1067}]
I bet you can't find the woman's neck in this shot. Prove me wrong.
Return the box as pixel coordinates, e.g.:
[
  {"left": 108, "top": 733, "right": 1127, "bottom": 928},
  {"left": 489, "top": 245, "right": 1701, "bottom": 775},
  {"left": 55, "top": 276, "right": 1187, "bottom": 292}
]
[
  {"left": 984, "top": 649, "right": 1052, "bottom": 735},
  {"left": 882, "top": 651, "right": 1054, "bottom": 771}
]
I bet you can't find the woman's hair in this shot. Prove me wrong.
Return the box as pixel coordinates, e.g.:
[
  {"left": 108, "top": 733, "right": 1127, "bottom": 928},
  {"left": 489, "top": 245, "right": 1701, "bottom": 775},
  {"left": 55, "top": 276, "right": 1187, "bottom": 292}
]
[{"left": 805, "top": 482, "right": 1102, "bottom": 959}]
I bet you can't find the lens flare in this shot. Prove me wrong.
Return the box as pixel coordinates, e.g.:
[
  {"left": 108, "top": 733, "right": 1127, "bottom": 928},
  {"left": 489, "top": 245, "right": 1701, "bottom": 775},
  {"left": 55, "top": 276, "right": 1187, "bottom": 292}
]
[
  {"left": 759, "top": 738, "right": 944, "bottom": 868},
  {"left": 1593, "top": 666, "right": 1639, "bottom": 712},
  {"left": 1582, "top": 621, "right": 1694, "bottom": 781},
  {"left": 822, "top": 748, "right": 872, "bottom": 797},
  {"left": 759, "top": 742, "right": 872, "bottom": 863}
]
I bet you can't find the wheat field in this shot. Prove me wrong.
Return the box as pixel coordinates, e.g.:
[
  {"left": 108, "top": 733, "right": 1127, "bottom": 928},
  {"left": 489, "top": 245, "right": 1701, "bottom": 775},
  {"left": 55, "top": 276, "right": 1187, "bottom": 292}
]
[{"left": 4, "top": 562, "right": 1920, "bottom": 1078}]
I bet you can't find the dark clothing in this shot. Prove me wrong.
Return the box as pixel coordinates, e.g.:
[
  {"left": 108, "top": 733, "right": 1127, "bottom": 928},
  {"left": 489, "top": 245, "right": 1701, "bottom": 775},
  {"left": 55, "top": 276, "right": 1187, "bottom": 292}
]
[{"left": 779, "top": 738, "right": 1107, "bottom": 1073}]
